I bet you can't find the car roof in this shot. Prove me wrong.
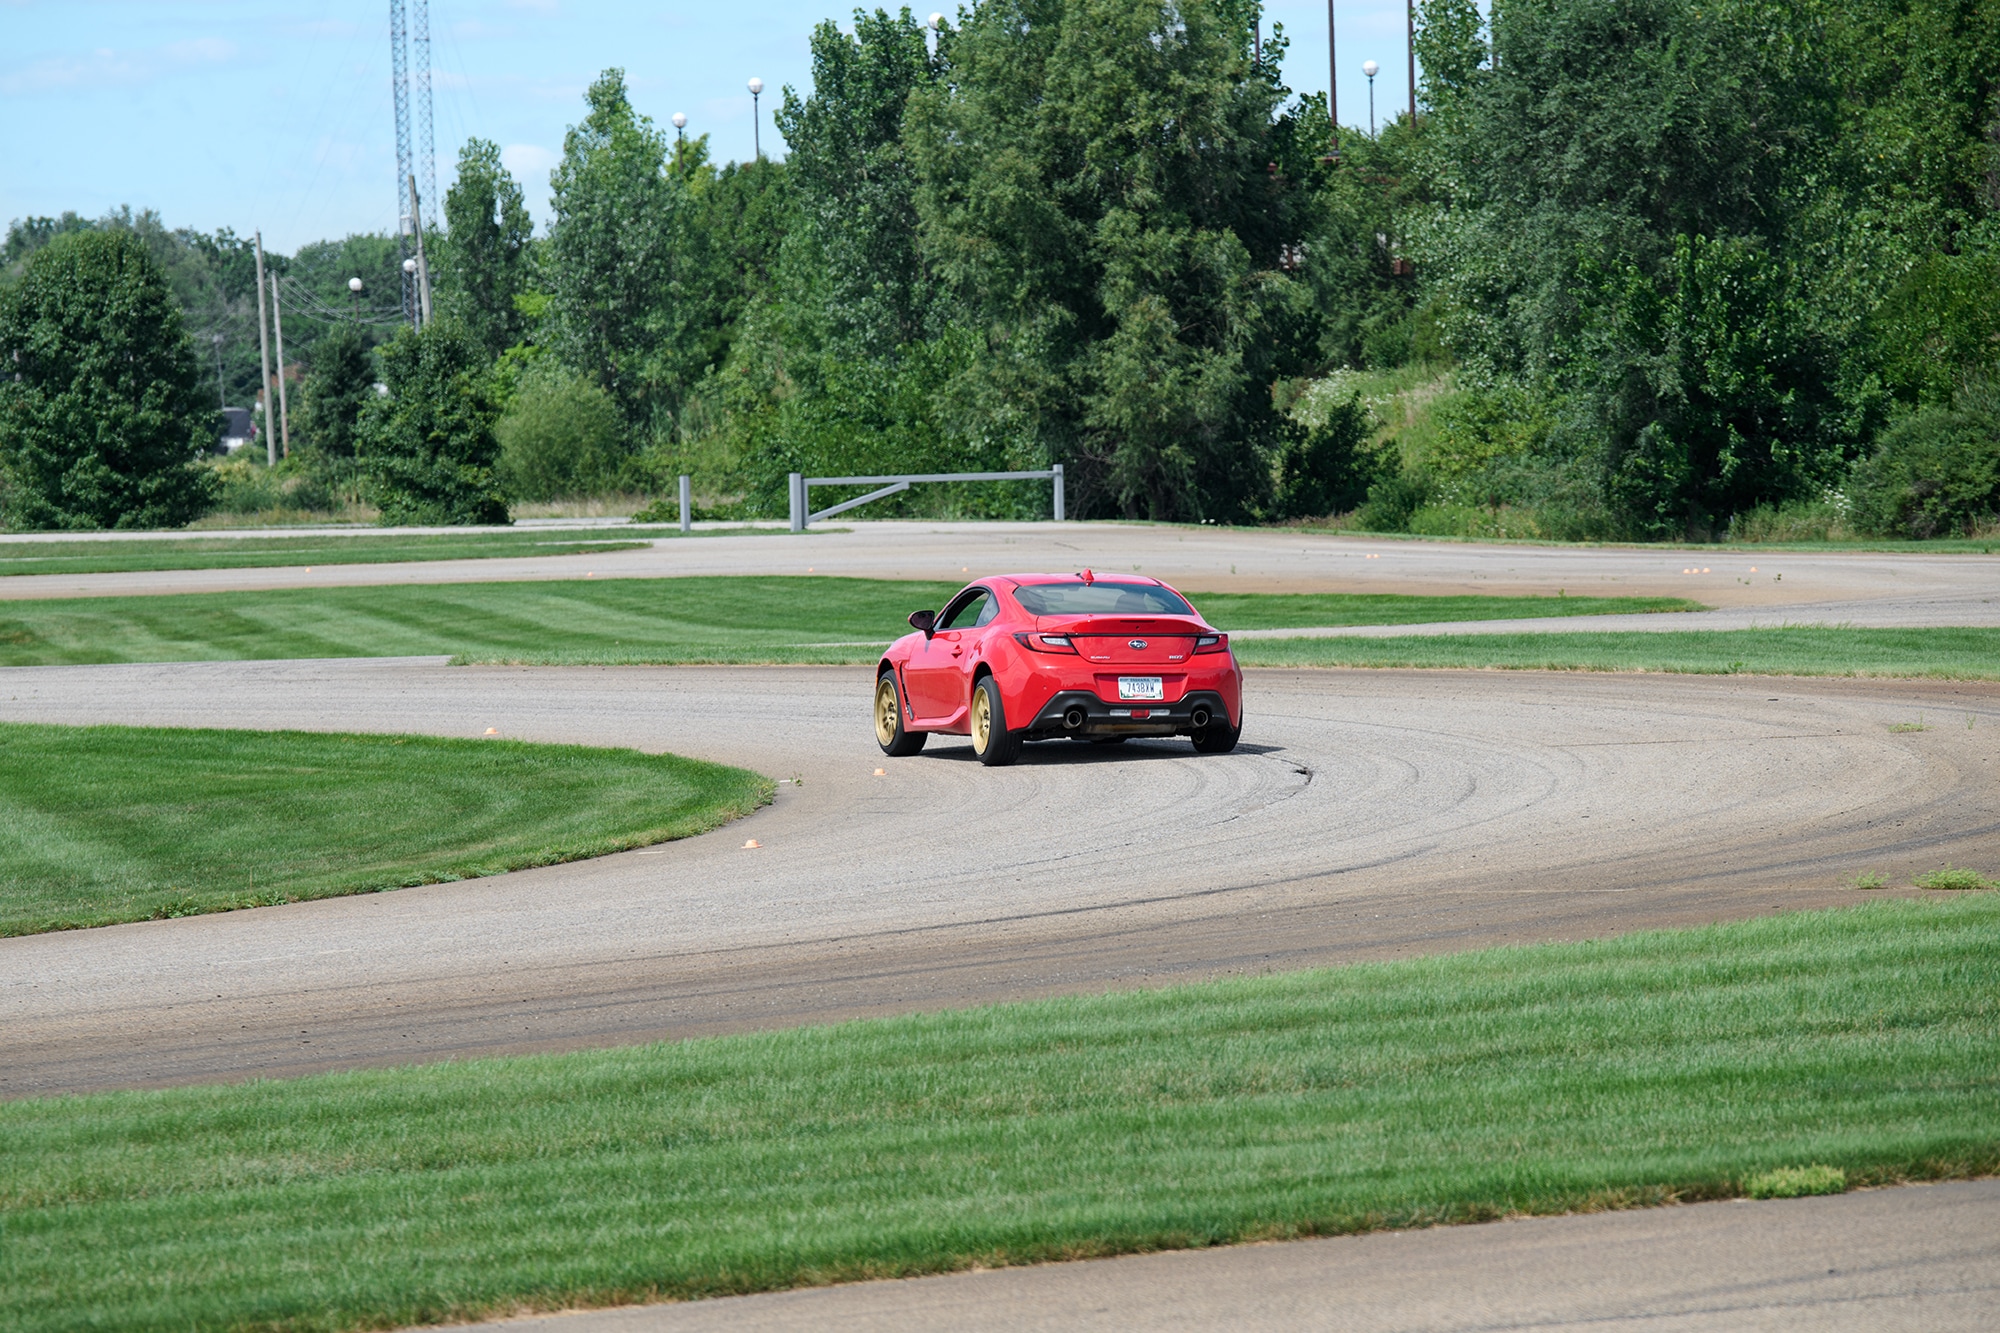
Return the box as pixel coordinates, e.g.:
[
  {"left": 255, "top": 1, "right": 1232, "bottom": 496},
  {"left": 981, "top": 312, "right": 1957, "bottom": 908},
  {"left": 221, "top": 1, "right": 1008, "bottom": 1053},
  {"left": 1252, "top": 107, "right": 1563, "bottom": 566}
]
[{"left": 992, "top": 572, "right": 1168, "bottom": 588}]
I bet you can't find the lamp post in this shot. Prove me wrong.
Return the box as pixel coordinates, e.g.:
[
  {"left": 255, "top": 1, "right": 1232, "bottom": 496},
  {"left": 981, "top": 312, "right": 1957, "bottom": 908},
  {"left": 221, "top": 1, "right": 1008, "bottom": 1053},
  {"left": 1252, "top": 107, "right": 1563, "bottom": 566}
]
[
  {"left": 401, "top": 257, "right": 419, "bottom": 328},
  {"left": 348, "top": 276, "right": 363, "bottom": 323},
  {"left": 1363, "top": 60, "right": 1379, "bottom": 136},
  {"left": 210, "top": 333, "right": 226, "bottom": 409},
  {"left": 671, "top": 111, "right": 687, "bottom": 174},
  {"left": 747, "top": 77, "right": 763, "bottom": 160}
]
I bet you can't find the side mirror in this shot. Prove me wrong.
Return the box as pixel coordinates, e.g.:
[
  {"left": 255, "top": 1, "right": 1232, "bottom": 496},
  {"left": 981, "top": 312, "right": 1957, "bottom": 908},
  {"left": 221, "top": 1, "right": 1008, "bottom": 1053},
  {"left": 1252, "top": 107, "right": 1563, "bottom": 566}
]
[{"left": 908, "top": 609, "right": 936, "bottom": 637}]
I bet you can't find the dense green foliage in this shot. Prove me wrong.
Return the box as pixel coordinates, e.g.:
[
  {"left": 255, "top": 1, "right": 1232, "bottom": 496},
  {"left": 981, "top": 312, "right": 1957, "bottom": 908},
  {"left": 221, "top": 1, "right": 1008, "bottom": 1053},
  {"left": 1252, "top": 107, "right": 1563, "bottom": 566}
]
[
  {"left": 0, "top": 722, "right": 772, "bottom": 935},
  {"left": 0, "top": 230, "right": 216, "bottom": 529},
  {"left": 11, "top": 0, "right": 1998, "bottom": 535},
  {"left": 436, "top": 138, "right": 534, "bottom": 361},
  {"left": 4, "top": 897, "right": 1994, "bottom": 1329},
  {"left": 357, "top": 319, "right": 509, "bottom": 524},
  {"left": 0, "top": 577, "right": 1693, "bottom": 668}
]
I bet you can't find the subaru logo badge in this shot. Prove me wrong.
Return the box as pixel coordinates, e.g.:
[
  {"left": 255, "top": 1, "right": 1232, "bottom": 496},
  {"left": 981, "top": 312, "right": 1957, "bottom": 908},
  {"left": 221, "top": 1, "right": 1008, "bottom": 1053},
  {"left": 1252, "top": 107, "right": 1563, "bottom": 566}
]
[{"left": 1129, "top": 639, "right": 1148, "bottom": 650}]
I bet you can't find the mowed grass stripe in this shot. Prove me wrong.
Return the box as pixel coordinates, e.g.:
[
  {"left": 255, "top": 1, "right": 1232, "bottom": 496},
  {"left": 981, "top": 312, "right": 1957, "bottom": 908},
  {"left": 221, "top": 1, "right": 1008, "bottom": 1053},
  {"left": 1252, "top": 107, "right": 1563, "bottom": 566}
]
[
  {"left": 0, "top": 578, "right": 1698, "bottom": 667},
  {"left": 0, "top": 532, "right": 657, "bottom": 575},
  {"left": 0, "top": 722, "right": 772, "bottom": 935},
  {"left": 2, "top": 897, "right": 1995, "bottom": 1332},
  {"left": 1234, "top": 626, "right": 2000, "bottom": 679}
]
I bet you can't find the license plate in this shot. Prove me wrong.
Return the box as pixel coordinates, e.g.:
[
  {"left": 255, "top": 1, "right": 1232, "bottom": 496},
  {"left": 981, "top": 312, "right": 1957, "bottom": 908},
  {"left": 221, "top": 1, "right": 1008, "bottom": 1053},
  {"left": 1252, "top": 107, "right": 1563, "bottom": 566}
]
[{"left": 1118, "top": 676, "right": 1164, "bottom": 701}]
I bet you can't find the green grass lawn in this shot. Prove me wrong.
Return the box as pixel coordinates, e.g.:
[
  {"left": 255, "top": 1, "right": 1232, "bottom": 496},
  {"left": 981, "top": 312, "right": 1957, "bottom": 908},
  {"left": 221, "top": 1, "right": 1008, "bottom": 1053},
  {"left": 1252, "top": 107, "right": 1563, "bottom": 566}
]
[
  {"left": 0, "top": 531, "right": 665, "bottom": 575},
  {"left": 3, "top": 896, "right": 1994, "bottom": 1333},
  {"left": 0, "top": 722, "right": 771, "bottom": 935},
  {"left": 0, "top": 577, "right": 1696, "bottom": 667},
  {"left": 1234, "top": 626, "right": 2000, "bottom": 679}
]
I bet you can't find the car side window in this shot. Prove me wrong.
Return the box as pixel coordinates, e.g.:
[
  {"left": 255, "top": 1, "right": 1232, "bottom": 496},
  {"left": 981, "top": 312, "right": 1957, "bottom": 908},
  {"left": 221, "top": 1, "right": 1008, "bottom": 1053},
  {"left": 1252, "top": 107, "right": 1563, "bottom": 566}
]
[{"left": 939, "top": 589, "right": 991, "bottom": 631}]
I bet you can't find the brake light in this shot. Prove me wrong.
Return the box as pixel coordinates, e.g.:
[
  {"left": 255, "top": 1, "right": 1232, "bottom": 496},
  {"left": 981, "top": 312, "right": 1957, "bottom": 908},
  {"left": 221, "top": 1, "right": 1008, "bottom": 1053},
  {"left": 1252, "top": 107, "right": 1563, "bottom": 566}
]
[
  {"left": 1014, "top": 632, "right": 1079, "bottom": 654},
  {"left": 1194, "top": 633, "right": 1228, "bottom": 654}
]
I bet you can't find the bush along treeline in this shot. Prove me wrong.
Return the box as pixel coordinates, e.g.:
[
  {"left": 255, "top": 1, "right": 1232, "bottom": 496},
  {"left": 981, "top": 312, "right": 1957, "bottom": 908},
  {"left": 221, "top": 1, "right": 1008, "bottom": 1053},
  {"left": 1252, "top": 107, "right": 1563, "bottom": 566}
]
[{"left": 4, "top": 0, "right": 1998, "bottom": 536}]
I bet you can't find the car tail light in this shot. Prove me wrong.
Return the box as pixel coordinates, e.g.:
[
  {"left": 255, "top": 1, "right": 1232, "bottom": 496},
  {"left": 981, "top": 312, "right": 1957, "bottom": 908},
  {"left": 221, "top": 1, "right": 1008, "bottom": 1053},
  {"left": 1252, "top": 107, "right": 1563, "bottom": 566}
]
[
  {"left": 1194, "top": 633, "right": 1228, "bottom": 654},
  {"left": 1014, "top": 632, "right": 1079, "bottom": 654}
]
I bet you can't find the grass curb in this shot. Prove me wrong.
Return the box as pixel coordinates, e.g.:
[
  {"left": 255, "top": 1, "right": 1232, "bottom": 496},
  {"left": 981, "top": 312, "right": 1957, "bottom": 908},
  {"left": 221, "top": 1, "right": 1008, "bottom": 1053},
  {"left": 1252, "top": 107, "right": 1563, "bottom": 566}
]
[
  {"left": 1233, "top": 625, "right": 2000, "bottom": 680},
  {"left": 0, "top": 722, "right": 773, "bottom": 935}
]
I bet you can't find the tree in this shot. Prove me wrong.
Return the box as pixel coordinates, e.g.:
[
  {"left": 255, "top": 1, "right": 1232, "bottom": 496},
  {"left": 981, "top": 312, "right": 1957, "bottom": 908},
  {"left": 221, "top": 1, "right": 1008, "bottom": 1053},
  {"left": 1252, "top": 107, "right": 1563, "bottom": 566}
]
[
  {"left": 776, "top": 10, "right": 942, "bottom": 361},
  {"left": 0, "top": 229, "right": 216, "bottom": 529},
  {"left": 542, "top": 70, "right": 717, "bottom": 445},
  {"left": 295, "top": 322, "right": 376, "bottom": 462},
  {"left": 436, "top": 139, "right": 534, "bottom": 359},
  {"left": 906, "top": 0, "right": 1311, "bottom": 521},
  {"left": 356, "top": 318, "right": 508, "bottom": 525}
]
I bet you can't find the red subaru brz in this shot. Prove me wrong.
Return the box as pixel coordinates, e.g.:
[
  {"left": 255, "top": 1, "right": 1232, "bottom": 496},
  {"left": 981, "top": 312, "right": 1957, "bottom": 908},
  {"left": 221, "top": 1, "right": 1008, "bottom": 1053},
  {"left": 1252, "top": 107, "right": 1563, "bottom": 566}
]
[{"left": 874, "top": 570, "right": 1243, "bottom": 766}]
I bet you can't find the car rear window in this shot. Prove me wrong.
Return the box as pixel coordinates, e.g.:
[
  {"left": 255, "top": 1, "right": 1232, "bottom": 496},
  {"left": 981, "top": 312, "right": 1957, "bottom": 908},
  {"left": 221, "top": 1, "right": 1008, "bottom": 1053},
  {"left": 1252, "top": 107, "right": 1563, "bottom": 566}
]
[{"left": 1013, "top": 582, "right": 1194, "bottom": 616}]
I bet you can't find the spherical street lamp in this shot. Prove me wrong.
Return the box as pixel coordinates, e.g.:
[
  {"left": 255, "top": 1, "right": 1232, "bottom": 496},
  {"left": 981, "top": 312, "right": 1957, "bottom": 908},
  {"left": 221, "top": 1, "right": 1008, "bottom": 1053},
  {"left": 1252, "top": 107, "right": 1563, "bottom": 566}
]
[
  {"left": 402, "top": 257, "right": 417, "bottom": 275},
  {"left": 747, "top": 77, "right": 764, "bottom": 161},
  {"left": 1362, "top": 60, "right": 1380, "bottom": 137},
  {"left": 348, "top": 276, "right": 364, "bottom": 293},
  {"left": 929, "top": 11, "right": 944, "bottom": 27},
  {"left": 672, "top": 111, "right": 688, "bottom": 174}
]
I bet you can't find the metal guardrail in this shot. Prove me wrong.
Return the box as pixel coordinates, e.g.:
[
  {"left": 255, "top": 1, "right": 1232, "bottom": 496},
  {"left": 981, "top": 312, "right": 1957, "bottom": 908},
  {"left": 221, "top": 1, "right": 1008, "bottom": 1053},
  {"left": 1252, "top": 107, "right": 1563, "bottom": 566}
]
[{"left": 789, "top": 466, "right": 1065, "bottom": 531}]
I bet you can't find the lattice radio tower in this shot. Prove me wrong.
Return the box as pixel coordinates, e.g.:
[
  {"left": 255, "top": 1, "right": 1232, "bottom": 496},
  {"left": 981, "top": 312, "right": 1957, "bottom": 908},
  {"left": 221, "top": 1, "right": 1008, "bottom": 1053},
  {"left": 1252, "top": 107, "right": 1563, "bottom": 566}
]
[{"left": 388, "top": 0, "right": 435, "bottom": 327}]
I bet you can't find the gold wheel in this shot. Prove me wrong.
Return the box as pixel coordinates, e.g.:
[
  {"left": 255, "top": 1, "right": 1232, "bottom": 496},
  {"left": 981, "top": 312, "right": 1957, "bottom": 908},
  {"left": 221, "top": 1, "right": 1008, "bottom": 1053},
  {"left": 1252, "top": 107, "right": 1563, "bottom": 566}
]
[
  {"left": 971, "top": 684, "right": 992, "bottom": 753},
  {"left": 874, "top": 676, "right": 901, "bottom": 747}
]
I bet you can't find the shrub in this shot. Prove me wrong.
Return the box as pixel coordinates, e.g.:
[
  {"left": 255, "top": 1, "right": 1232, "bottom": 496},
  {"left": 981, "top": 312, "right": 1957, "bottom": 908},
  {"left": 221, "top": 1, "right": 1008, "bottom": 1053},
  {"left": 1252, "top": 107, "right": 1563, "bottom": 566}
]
[
  {"left": 1353, "top": 469, "right": 1434, "bottom": 532},
  {"left": 1914, "top": 866, "right": 1996, "bottom": 892},
  {"left": 1275, "top": 374, "right": 1382, "bottom": 519},
  {"left": 0, "top": 229, "right": 215, "bottom": 530},
  {"left": 1849, "top": 386, "right": 2000, "bottom": 539},
  {"left": 1744, "top": 1164, "right": 1846, "bottom": 1199},
  {"left": 356, "top": 319, "right": 508, "bottom": 525},
  {"left": 1726, "top": 494, "right": 1854, "bottom": 543},
  {"left": 494, "top": 363, "right": 628, "bottom": 501}
]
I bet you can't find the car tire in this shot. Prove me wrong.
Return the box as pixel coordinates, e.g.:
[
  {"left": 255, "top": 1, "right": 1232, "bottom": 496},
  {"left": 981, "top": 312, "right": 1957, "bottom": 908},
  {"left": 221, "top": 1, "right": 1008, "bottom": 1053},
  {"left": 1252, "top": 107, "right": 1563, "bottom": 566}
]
[
  {"left": 874, "top": 673, "right": 927, "bottom": 757},
  {"left": 970, "top": 674, "right": 1022, "bottom": 767},
  {"left": 1190, "top": 714, "right": 1241, "bottom": 754}
]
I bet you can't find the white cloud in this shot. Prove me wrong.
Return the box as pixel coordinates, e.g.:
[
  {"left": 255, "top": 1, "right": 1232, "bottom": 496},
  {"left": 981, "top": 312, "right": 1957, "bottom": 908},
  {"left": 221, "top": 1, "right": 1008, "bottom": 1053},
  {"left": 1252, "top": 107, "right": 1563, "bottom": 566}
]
[
  {"left": 0, "top": 35, "right": 235, "bottom": 95},
  {"left": 501, "top": 143, "right": 558, "bottom": 178}
]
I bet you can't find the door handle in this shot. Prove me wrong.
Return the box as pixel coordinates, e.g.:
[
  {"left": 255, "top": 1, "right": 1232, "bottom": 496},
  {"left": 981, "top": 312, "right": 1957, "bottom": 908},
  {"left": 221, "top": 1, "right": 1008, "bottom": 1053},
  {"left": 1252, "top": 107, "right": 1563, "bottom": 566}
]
[{"left": 950, "top": 647, "right": 964, "bottom": 657}]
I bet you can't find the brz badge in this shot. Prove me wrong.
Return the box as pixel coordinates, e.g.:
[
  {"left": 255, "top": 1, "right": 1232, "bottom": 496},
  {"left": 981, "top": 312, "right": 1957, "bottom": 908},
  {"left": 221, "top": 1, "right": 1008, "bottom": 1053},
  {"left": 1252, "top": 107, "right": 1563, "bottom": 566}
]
[{"left": 1129, "top": 639, "right": 1148, "bottom": 650}]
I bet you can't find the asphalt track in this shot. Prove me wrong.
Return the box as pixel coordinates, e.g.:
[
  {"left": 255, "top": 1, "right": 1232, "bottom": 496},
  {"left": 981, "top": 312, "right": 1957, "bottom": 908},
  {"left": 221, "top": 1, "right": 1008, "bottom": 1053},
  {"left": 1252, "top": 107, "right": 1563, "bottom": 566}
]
[
  {"left": 4, "top": 659, "right": 1995, "bottom": 1097},
  {"left": 451, "top": 1180, "right": 2000, "bottom": 1332}
]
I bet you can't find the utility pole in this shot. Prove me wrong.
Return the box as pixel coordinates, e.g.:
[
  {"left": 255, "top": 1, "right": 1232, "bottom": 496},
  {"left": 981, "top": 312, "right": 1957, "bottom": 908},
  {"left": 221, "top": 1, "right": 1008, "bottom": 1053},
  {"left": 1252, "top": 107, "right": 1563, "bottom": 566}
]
[
  {"left": 1408, "top": 0, "right": 1417, "bottom": 122},
  {"left": 211, "top": 334, "right": 226, "bottom": 408},
  {"left": 270, "top": 273, "right": 290, "bottom": 457},
  {"left": 253, "top": 231, "right": 275, "bottom": 466},
  {"left": 409, "top": 175, "right": 434, "bottom": 327}
]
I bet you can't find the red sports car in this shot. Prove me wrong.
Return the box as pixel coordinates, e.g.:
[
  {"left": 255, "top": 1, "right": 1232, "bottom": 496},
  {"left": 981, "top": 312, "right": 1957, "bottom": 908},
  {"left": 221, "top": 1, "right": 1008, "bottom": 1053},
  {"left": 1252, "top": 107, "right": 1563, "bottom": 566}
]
[{"left": 873, "top": 570, "right": 1244, "bottom": 766}]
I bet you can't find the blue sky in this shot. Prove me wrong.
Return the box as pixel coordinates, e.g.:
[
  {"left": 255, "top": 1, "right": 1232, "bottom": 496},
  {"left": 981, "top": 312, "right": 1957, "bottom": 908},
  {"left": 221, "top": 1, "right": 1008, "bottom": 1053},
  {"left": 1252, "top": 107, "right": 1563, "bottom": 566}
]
[{"left": 2, "top": 0, "right": 1423, "bottom": 254}]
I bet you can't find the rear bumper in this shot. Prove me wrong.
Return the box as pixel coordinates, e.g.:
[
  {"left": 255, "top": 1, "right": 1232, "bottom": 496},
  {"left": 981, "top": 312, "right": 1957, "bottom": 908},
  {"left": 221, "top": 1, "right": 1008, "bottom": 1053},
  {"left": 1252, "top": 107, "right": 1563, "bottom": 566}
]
[{"left": 1021, "top": 689, "right": 1234, "bottom": 740}]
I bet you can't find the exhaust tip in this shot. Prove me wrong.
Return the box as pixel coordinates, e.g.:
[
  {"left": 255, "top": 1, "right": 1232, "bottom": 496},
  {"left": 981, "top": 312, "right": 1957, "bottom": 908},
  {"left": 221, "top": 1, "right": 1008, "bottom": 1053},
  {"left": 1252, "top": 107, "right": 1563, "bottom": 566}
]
[
  {"left": 1190, "top": 705, "right": 1212, "bottom": 729},
  {"left": 1063, "top": 707, "right": 1086, "bottom": 729}
]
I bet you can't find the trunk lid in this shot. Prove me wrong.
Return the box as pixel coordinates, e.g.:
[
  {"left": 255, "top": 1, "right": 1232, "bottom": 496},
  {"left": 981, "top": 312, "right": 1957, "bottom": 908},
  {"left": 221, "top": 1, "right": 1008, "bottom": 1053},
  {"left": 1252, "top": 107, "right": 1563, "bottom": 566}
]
[{"left": 1037, "top": 615, "right": 1210, "bottom": 666}]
